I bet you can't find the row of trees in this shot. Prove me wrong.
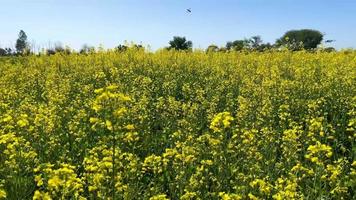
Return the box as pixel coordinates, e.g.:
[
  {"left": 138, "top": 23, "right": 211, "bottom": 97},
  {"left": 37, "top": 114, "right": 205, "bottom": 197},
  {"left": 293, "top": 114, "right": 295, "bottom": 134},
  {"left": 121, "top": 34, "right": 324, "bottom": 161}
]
[
  {"left": 205, "top": 29, "right": 326, "bottom": 52},
  {"left": 207, "top": 35, "right": 273, "bottom": 52},
  {"left": 0, "top": 29, "right": 332, "bottom": 56},
  {"left": 169, "top": 29, "right": 329, "bottom": 52}
]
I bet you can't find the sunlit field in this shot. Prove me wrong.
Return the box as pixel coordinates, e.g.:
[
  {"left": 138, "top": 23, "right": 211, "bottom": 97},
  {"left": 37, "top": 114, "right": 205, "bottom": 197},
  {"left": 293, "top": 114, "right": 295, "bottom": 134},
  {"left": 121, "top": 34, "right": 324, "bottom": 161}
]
[{"left": 0, "top": 50, "right": 355, "bottom": 199}]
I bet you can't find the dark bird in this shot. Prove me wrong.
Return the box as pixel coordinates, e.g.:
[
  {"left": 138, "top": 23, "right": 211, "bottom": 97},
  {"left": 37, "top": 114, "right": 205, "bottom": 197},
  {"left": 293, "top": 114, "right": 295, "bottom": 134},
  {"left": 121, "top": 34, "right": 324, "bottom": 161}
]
[
  {"left": 325, "top": 40, "right": 335, "bottom": 43},
  {"left": 186, "top": 8, "right": 192, "bottom": 13}
]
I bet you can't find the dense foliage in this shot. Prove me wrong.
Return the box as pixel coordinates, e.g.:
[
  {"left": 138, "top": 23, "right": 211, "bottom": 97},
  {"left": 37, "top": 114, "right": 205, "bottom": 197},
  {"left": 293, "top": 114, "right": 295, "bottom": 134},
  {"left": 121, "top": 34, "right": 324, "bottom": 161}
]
[
  {"left": 276, "top": 29, "right": 324, "bottom": 50},
  {"left": 168, "top": 37, "right": 193, "bottom": 51},
  {"left": 0, "top": 50, "right": 355, "bottom": 199}
]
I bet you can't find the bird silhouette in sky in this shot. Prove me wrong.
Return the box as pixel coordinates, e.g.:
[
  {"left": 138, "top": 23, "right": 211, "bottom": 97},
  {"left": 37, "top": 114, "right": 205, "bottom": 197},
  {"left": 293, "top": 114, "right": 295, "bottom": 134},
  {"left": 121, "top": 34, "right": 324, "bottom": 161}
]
[
  {"left": 325, "top": 40, "right": 335, "bottom": 43},
  {"left": 186, "top": 8, "right": 192, "bottom": 13}
]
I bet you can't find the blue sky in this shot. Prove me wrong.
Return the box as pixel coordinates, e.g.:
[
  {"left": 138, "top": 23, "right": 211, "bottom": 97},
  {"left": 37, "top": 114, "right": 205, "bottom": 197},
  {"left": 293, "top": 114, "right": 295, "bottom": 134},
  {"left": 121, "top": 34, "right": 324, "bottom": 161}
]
[{"left": 0, "top": 0, "right": 355, "bottom": 50}]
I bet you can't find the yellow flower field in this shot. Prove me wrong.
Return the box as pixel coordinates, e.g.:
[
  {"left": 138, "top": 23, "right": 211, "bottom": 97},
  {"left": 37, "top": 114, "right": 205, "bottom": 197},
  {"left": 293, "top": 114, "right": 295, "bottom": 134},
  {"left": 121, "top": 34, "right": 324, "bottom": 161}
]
[{"left": 0, "top": 50, "right": 355, "bottom": 199}]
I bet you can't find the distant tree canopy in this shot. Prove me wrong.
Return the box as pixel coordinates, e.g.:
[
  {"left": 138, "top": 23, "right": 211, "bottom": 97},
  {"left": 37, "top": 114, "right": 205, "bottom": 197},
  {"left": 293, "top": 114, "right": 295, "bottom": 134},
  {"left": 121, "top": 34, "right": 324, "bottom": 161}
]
[
  {"left": 132, "top": 44, "right": 144, "bottom": 50},
  {"left": 114, "top": 43, "right": 144, "bottom": 52},
  {"left": 323, "top": 47, "right": 336, "bottom": 53},
  {"left": 250, "top": 36, "right": 263, "bottom": 49},
  {"left": 226, "top": 40, "right": 249, "bottom": 51},
  {"left": 15, "top": 30, "right": 29, "bottom": 54},
  {"left": 1, "top": 28, "right": 335, "bottom": 56},
  {"left": 79, "top": 44, "right": 95, "bottom": 54},
  {"left": 258, "top": 43, "right": 273, "bottom": 51},
  {"left": 206, "top": 44, "right": 219, "bottom": 53},
  {"left": 276, "top": 29, "right": 323, "bottom": 50},
  {"left": 116, "top": 44, "right": 128, "bottom": 52},
  {"left": 0, "top": 48, "right": 6, "bottom": 56},
  {"left": 226, "top": 36, "right": 273, "bottom": 52},
  {"left": 46, "top": 44, "right": 71, "bottom": 55},
  {"left": 168, "top": 36, "right": 192, "bottom": 50},
  {"left": 0, "top": 48, "right": 13, "bottom": 56}
]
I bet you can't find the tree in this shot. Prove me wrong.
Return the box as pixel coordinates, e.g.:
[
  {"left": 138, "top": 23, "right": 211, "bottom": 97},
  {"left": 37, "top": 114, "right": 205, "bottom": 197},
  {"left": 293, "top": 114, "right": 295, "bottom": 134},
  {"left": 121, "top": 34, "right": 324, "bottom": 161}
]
[
  {"left": 0, "top": 48, "right": 14, "bottom": 56},
  {"left": 133, "top": 44, "right": 144, "bottom": 50},
  {"left": 218, "top": 47, "right": 228, "bottom": 52},
  {"left": 5, "top": 48, "right": 13, "bottom": 55},
  {"left": 15, "top": 30, "right": 29, "bottom": 54},
  {"left": 249, "top": 36, "right": 263, "bottom": 49},
  {"left": 276, "top": 29, "right": 323, "bottom": 50},
  {"left": 79, "top": 44, "right": 95, "bottom": 54},
  {"left": 46, "top": 49, "right": 56, "bottom": 55},
  {"left": 47, "top": 44, "right": 63, "bottom": 55},
  {"left": 226, "top": 36, "right": 273, "bottom": 52},
  {"left": 54, "top": 43, "right": 65, "bottom": 53},
  {"left": 226, "top": 39, "right": 249, "bottom": 51},
  {"left": 46, "top": 44, "right": 71, "bottom": 55},
  {"left": 168, "top": 36, "right": 192, "bottom": 50},
  {"left": 206, "top": 44, "right": 219, "bottom": 53},
  {"left": 257, "top": 43, "right": 273, "bottom": 52},
  {"left": 115, "top": 44, "right": 128, "bottom": 52},
  {"left": 0, "top": 48, "right": 6, "bottom": 56},
  {"left": 321, "top": 47, "right": 336, "bottom": 53}
]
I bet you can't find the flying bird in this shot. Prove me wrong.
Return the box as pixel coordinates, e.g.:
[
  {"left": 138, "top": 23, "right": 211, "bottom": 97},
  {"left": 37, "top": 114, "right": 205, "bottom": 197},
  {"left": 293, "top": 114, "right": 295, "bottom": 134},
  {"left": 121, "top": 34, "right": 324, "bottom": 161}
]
[
  {"left": 186, "top": 8, "right": 192, "bottom": 13},
  {"left": 325, "top": 40, "right": 335, "bottom": 43}
]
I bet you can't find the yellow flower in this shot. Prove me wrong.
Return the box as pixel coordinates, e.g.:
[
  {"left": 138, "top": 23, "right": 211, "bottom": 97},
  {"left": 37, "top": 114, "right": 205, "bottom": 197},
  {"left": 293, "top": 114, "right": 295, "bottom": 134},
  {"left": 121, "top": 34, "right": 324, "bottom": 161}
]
[
  {"left": 92, "top": 104, "right": 102, "bottom": 112},
  {"left": 201, "top": 159, "right": 213, "bottom": 166},
  {"left": 17, "top": 119, "right": 29, "bottom": 127},
  {"left": 249, "top": 179, "right": 271, "bottom": 195},
  {"left": 114, "top": 107, "right": 127, "bottom": 117},
  {"left": 94, "top": 88, "right": 104, "bottom": 94},
  {"left": 248, "top": 193, "right": 258, "bottom": 200},
  {"left": 219, "top": 192, "right": 242, "bottom": 200},
  {"left": 35, "top": 175, "right": 43, "bottom": 187},
  {"left": 0, "top": 189, "right": 6, "bottom": 199},
  {"left": 125, "top": 124, "right": 135, "bottom": 130},
  {"left": 106, "top": 85, "right": 118, "bottom": 90},
  {"left": 89, "top": 117, "right": 100, "bottom": 123},
  {"left": 123, "top": 132, "right": 139, "bottom": 143},
  {"left": 210, "top": 112, "right": 234, "bottom": 132},
  {"left": 352, "top": 161, "right": 356, "bottom": 167},
  {"left": 149, "top": 194, "right": 169, "bottom": 200},
  {"left": 105, "top": 120, "right": 113, "bottom": 131},
  {"left": 305, "top": 141, "right": 333, "bottom": 165},
  {"left": 48, "top": 175, "right": 61, "bottom": 189},
  {"left": 88, "top": 186, "right": 97, "bottom": 192},
  {"left": 2, "top": 115, "right": 12, "bottom": 123}
]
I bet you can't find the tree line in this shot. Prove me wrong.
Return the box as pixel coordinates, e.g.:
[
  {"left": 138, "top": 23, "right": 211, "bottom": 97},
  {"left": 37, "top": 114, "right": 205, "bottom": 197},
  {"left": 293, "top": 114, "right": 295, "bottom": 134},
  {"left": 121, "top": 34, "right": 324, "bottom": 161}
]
[{"left": 0, "top": 29, "right": 336, "bottom": 56}]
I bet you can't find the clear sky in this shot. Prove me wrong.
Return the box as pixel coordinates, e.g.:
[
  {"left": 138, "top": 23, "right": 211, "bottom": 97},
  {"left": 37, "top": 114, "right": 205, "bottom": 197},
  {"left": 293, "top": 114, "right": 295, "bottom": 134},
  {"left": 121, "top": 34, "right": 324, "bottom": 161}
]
[{"left": 1, "top": 0, "right": 356, "bottom": 50}]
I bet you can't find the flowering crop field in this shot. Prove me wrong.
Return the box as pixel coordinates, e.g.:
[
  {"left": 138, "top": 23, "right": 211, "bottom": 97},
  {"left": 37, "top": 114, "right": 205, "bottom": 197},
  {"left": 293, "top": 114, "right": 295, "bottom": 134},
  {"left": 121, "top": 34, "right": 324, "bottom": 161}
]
[{"left": 0, "top": 50, "right": 355, "bottom": 199}]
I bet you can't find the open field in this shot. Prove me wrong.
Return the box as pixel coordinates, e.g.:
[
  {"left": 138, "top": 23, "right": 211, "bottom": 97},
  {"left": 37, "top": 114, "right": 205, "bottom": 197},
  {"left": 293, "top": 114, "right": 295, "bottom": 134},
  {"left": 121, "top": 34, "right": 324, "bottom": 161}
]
[{"left": 0, "top": 50, "right": 355, "bottom": 199}]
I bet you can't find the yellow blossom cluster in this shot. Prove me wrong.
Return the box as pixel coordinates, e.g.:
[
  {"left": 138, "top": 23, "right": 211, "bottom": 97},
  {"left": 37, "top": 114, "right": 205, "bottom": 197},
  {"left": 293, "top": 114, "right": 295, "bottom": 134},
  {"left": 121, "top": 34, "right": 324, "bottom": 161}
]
[{"left": 33, "top": 163, "right": 85, "bottom": 199}]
